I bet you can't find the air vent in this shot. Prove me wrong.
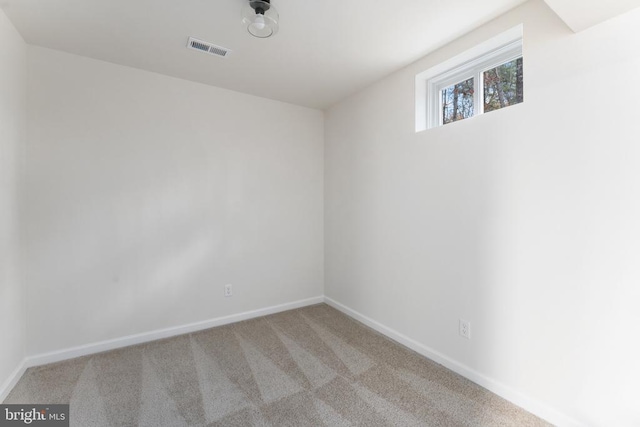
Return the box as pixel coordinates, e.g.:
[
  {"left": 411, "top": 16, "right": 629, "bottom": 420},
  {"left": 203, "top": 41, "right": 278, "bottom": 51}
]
[{"left": 186, "top": 37, "right": 231, "bottom": 58}]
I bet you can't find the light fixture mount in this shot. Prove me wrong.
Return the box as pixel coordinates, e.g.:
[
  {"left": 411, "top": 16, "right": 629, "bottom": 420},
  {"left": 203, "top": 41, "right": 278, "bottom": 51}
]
[
  {"left": 250, "top": 0, "right": 271, "bottom": 15},
  {"left": 242, "top": 0, "right": 279, "bottom": 38}
]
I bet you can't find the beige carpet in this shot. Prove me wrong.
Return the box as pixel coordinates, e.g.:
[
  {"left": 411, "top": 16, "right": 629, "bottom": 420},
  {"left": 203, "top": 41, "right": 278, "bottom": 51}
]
[{"left": 4, "top": 304, "right": 550, "bottom": 426}]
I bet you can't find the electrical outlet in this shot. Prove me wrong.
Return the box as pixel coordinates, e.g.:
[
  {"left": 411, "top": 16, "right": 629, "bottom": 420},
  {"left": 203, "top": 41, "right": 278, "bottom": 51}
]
[
  {"left": 224, "top": 284, "right": 233, "bottom": 297},
  {"left": 459, "top": 319, "right": 471, "bottom": 339}
]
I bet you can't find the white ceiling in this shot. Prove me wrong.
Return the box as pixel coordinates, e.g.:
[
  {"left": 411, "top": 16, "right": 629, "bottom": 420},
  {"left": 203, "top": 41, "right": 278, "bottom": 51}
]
[{"left": 1, "top": 0, "right": 529, "bottom": 109}]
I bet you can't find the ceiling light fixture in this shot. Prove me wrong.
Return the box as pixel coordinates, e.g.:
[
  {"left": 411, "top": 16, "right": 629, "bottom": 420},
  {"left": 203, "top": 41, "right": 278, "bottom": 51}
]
[{"left": 242, "top": 0, "right": 279, "bottom": 38}]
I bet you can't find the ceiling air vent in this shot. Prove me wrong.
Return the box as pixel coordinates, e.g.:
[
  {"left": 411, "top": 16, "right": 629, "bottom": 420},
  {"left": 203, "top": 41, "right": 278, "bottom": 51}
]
[{"left": 186, "top": 37, "right": 231, "bottom": 58}]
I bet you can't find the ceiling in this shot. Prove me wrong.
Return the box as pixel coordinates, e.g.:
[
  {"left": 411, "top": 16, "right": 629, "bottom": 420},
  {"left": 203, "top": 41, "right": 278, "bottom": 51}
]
[{"left": 1, "top": 0, "right": 529, "bottom": 109}]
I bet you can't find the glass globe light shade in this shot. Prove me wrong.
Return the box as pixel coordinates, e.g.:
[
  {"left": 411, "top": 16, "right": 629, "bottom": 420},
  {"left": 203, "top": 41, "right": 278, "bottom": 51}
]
[{"left": 241, "top": 1, "right": 279, "bottom": 38}]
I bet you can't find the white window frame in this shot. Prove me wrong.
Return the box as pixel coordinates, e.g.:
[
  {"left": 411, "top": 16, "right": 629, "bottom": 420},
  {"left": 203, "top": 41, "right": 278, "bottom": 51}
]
[
  {"left": 429, "top": 40, "right": 522, "bottom": 128},
  {"left": 415, "top": 25, "right": 523, "bottom": 132}
]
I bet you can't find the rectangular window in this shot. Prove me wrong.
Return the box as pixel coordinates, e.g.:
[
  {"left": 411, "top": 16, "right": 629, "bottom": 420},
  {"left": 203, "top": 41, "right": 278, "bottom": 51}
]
[
  {"left": 442, "top": 77, "right": 475, "bottom": 125},
  {"left": 483, "top": 58, "right": 524, "bottom": 113},
  {"left": 415, "top": 26, "right": 523, "bottom": 131}
]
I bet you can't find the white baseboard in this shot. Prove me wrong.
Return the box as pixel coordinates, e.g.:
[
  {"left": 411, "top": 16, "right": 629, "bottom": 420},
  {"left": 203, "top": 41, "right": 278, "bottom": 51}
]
[
  {"left": 23, "top": 296, "right": 324, "bottom": 369},
  {"left": 0, "top": 360, "right": 27, "bottom": 403},
  {"left": 323, "top": 296, "right": 583, "bottom": 427}
]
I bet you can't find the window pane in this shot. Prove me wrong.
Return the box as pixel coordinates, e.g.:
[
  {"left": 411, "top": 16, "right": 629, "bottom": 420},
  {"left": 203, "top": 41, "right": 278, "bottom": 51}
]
[
  {"left": 441, "top": 78, "right": 474, "bottom": 125},
  {"left": 483, "top": 57, "right": 523, "bottom": 113}
]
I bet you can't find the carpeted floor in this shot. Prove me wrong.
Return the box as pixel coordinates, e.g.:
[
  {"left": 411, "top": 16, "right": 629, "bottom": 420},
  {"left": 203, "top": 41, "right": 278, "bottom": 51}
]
[{"left": 4, "top": 304, "right": 551, "bottom": 426}]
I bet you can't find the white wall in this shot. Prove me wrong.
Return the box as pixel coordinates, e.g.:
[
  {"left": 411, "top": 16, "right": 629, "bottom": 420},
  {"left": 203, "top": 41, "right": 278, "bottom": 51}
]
[
  {"left": 0, "top": 10, "right": 27, "bottom": 400},
  {"left": 543, "top": 0, "right": 640, "bottom": 32},
  {"left": 0, "top": 9, "right": 26, "bottom": 397},
  {"left": 25, "top": 46, "right": 324, "bottom": 356},
  {"left": 324, "top": 0, "right": 640, "bottom": 425}
]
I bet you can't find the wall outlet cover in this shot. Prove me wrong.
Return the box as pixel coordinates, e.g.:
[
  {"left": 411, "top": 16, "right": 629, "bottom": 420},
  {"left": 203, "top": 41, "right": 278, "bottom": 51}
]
[{"left": 459, "top": 319, "right": 471, "bottom": 339}]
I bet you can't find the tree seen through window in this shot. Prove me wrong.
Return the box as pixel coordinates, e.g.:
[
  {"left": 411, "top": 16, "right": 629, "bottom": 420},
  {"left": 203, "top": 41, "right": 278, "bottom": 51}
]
[
  {"left": 438, "top": 56, "right": 523, "bottom": 126},
  {"left": 442, "top": 78, "right": 474, "bottom": 125},
  {"left": 483, "top": 58, "right": 524, "bottom": 113}
]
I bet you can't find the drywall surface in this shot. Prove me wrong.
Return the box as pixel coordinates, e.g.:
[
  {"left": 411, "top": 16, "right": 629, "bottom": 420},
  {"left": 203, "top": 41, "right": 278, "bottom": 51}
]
[
  {"left": 543, "top": 0, "right": 640, "bottom": 32},
  {"left": 25, "top": 46, "right": 324, "bottom": 356},
  {"left": 0, "top": 9, "right": 26, "bottom": 394},
  {"left": 324, "top": 0, "right": 640, "bottom": 425}
]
